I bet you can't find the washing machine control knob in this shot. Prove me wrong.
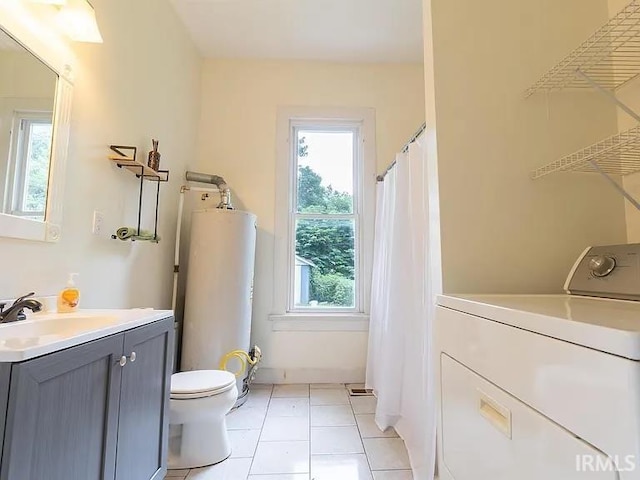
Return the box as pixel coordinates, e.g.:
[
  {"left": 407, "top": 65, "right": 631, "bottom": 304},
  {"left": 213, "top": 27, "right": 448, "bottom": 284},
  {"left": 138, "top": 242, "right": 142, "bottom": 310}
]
[{"left": 589, "top": 255, "right": 616, "bottom": 277}]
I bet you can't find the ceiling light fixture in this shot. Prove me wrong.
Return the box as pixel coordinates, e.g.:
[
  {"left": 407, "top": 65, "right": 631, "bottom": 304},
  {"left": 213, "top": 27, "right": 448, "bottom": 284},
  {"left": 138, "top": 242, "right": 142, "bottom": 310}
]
[
  {"left": 28, "top": 0, "right": 67, "bottom": 5},
  {"left": 55, "top": 0, "right": 103, "bottom": 43}
]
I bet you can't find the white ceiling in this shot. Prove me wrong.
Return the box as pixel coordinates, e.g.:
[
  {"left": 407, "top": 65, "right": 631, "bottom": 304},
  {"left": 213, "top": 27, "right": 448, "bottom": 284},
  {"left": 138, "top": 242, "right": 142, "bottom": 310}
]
[{"left": 170, "top": 0, "right": 424, "bottom": 63}]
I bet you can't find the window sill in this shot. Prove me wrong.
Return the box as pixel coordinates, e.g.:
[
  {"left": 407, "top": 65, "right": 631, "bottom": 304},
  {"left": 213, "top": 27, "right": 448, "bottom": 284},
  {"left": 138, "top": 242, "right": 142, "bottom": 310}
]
[{"left": 267, "top": 313, "right": 370, "bottom": 332}]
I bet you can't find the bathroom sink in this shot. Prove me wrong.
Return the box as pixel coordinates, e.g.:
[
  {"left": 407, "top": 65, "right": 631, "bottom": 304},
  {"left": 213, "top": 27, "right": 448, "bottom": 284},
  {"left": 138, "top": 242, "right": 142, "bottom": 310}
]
[
  {"left": 0, "top": 309, "right": 172, "bottom": 362},
  {"left": 0, "top": 315, "right": 119, "bottom": 345}
]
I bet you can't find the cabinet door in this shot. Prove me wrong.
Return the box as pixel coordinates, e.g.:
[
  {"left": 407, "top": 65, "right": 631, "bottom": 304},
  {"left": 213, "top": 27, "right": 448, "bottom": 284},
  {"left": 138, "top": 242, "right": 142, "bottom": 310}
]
[
  {"left": 1, "top": 334, "right": 125, "bottom": 480},
  {"left": 115, "top": 317, "right": 174, "bottom": 480}
]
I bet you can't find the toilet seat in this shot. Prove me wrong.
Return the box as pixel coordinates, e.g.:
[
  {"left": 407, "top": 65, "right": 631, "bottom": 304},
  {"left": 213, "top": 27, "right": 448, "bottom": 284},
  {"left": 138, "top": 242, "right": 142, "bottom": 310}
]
[{"left": 171, "top": 370, "right": 236, "bottom": 400}]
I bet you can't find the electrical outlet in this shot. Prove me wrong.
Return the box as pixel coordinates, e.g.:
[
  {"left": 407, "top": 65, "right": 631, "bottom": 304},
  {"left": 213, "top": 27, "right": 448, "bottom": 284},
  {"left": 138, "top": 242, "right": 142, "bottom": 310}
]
[{"left": 92, "top": 210, "right": 104, "bottom": 235}]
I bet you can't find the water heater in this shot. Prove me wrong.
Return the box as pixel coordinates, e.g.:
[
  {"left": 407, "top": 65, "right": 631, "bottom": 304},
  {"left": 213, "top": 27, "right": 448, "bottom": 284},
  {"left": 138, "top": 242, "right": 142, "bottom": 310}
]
[{"left": 181, "top": 208, "right": 257, "bottom": 400}]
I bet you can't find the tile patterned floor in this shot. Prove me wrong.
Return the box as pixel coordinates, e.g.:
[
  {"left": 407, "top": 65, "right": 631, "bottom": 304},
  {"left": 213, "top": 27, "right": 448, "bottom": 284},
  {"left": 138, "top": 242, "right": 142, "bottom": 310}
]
[{"left": 165, "top": 383, "right": 413, "bottom": 480}]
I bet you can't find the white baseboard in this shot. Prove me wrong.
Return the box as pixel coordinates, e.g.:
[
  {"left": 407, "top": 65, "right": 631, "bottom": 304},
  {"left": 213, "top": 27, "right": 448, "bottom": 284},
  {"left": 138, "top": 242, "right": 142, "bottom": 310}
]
[{"left": 254, "top": 367, "right": 365, "bottom": 384}]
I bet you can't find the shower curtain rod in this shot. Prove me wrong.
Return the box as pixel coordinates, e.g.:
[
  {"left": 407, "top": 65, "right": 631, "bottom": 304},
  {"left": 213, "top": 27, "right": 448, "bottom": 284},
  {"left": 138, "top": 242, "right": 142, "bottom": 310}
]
[{"left": 376, "top": 123, "right": 426, "bottom": 182}]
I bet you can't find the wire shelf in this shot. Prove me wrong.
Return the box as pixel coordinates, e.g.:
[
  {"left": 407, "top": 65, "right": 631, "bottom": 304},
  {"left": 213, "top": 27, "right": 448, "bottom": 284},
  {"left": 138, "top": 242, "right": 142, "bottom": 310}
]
[
  {"left": 531, "top": 126, "right": 640, "bottom": 178},
  {"left": 525, "top": 1, "right": 640, "bottom": 97}
]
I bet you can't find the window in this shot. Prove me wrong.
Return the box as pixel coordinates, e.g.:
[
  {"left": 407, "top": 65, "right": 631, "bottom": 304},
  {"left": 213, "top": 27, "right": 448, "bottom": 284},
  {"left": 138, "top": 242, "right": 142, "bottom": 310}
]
[
  {"left": 4, "top": 112, "right": 53, "bottom": 221},
  {"left": 274, "top": 107, "right": 376, "bottom": 319},
  {"left": 293, "top": 126, "right": 359, "bottom": 310}
]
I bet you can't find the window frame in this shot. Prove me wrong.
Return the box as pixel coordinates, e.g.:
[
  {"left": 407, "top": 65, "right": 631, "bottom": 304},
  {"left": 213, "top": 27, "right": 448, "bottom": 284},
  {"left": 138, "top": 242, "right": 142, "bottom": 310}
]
[
  {"left": 273, "top": 107, "right": 376, "bottom": 323},
  {"left": 289, "top": 122, "right": 362, "bottom": 313}
]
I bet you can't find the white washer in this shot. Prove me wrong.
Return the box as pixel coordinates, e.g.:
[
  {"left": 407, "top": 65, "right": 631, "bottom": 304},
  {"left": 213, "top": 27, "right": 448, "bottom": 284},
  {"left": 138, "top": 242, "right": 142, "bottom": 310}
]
[{"left": 436, "top": 243, "right": 640, "bottom": 480}]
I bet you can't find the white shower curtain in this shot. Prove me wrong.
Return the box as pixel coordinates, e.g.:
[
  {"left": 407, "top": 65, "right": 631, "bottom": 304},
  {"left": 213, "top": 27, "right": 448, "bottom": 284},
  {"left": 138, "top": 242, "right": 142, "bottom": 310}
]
[{"left": 366, "top": 137, "right": 437, "bottom": 480}]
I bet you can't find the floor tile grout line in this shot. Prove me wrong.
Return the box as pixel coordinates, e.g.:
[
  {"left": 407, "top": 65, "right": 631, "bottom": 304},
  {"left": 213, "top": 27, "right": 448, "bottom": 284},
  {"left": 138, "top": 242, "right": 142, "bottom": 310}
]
[
  {"left": 248, "top": 384, "right": 275, "bottom": 477},
  {"left": 349, "top": 387, "right": 375, "bottom": 476},
  {"left": 310, "top": 383, "right": 346, "bottom": 477},
  {"left": 309, "top": 383, "right": 372, "bottom": 478},
  {"left": 250, "top": 384, "right": 311, "bottom": 477}
]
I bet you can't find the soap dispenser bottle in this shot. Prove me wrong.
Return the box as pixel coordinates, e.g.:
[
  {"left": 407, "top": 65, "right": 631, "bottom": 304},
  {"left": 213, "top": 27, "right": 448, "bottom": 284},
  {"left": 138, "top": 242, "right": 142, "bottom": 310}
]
[{"left": 58, "top": 273, "right": 80, "bottom": 313}]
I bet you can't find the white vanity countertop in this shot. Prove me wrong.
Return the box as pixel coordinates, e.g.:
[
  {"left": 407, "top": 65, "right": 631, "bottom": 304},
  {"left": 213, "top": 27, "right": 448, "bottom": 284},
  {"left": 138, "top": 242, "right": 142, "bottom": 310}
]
[{"left": 0, "top": 309, "right": 173, "bottom": 362}]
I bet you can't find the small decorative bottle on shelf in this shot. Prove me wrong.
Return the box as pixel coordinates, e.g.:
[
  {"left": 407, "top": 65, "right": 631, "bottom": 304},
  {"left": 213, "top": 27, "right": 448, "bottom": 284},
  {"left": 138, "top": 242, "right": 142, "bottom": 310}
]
[{"left": 148, "top": 139, "right": 161, "bottom": 171}]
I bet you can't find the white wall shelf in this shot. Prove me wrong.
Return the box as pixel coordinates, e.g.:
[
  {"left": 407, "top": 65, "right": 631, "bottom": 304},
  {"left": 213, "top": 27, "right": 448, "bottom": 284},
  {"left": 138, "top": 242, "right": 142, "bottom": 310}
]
[
  {"left": 525, "top": 1, "right": 640, "bottom": 97},
  {"left": 531, "top": 125, "right": 640, "bottom": 179},
  {"left": 526, "top": 1, "right": 640, "bottom": 211}
]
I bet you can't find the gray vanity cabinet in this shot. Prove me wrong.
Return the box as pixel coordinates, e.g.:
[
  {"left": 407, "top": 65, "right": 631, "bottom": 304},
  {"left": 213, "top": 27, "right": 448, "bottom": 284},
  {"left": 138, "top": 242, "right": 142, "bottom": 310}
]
[
  {"left": 116, "top": 319, "right": 174, "bottom": 480},
  {"left": 1, "top": 334, "right": 124, "bottom": 480},
  {"left": 0, "top": 316, "right": 174, "bottom": 480}
]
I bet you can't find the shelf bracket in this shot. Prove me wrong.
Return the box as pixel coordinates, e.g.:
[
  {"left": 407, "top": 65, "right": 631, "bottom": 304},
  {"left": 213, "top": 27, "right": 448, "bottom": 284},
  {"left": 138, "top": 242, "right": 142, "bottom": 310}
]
[
  {"left": 588, "top": 159, "right": 640, "bottom": 211},
  {"left": 575, "top": 70, "right": 640, "bottom": 123},
  {"left": 572, "top": 70, "right": 640, "bottom": 211},
  {"left": 110, "top": 145, "right": 137, "bottom": 160}
]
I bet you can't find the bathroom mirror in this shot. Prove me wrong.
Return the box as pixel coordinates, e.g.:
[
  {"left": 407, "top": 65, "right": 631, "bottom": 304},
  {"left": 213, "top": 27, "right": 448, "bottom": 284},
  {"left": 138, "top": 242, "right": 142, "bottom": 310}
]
[
  {"left": 0, "top": 5, "right": 74, "bottom": 243},
  {"left": 0, "top": 30, "right": 57, "bottom": 223}
]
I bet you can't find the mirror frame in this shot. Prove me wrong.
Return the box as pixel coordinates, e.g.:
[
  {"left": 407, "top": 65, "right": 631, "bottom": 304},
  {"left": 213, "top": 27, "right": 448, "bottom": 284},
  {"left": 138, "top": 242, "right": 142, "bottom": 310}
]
[{"left": 0, "top": 2, "right": 75, "bottom": 243}]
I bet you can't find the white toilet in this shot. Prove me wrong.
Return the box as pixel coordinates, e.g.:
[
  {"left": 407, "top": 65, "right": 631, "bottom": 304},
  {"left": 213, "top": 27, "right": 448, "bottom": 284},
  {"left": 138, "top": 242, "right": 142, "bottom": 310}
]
[{"left": 168, "top": 370, "right": 238, "bottom": 469}]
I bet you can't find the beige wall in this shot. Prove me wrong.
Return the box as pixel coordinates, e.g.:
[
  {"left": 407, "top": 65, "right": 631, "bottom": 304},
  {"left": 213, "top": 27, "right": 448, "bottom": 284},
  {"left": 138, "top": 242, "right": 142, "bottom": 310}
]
[
  {"left": 0, "top": 0, "right": 201, "bottom": 310},
  {"left": 423, "top": 0, "right": 628, "bottom": 295},
  {"left": 193, "top": 59, "right": 425, "bottom": 381},
  {"left": 609, "top": 0, "right": 640, "bottom": 242}
]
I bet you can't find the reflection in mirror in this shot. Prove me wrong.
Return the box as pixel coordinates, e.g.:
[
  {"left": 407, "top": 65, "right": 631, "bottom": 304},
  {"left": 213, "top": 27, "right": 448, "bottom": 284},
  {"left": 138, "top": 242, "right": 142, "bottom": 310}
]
[{"left": 0, "top": 29, "right": 58, "bottom": 222}]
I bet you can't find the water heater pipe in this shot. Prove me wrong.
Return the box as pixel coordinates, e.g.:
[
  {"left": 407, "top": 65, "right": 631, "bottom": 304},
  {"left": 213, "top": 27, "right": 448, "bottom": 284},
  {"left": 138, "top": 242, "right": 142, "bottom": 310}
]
[
  {"left": 185, "top": 171, "right": 233, "bottom": 209},
  {"left": 171, "top": 185, "right": 220, "bottom": 313}
]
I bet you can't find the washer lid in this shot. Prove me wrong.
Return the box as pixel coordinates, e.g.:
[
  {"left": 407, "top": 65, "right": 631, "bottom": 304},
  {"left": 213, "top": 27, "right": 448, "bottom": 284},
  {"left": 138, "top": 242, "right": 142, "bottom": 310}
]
[
  {"left": 171, "top": 370, "right": 236, "bottom": 395},
  {"left": 437, "top": 294, "right": 640, "bottom": 360}
]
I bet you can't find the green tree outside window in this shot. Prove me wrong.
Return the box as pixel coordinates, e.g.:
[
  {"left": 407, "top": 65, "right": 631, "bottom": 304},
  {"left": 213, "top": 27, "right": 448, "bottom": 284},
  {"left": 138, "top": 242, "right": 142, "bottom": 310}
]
[{"left": 296, "top": 137, "right": 355, "bottom": 307}]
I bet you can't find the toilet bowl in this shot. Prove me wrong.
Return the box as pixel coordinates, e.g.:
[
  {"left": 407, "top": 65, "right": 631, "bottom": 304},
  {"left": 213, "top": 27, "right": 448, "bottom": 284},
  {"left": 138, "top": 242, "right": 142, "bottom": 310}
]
[{"left": 168, "top": 370, "right": 238, "bottom": 470}]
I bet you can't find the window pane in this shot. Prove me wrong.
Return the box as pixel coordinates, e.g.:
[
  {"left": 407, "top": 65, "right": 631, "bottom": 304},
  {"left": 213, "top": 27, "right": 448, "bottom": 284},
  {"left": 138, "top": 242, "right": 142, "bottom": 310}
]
[
  {"left": 295, "top": 218, "right": 355, "bottom": 308},
  {"left": 22, "top": 122, "right": 52, "bottom": 218},
  {"left": 297, "top": 130, "right": 354, "bottom": 214}
]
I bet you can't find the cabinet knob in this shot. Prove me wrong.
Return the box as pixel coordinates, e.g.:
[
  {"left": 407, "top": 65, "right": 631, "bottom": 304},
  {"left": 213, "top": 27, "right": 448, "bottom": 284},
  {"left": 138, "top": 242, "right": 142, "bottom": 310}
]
[
  {"left": 129, "top": 352, "right": 137, "bottom": 363},
  {"left": 119, "top": 356, "right": 127, "bottom": 367}
]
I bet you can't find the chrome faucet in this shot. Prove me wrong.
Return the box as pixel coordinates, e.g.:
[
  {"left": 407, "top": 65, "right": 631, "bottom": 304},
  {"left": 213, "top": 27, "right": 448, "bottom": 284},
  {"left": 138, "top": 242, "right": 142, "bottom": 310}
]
[{"left": 0, "top": 292, "right": 43, "bottom": 324}]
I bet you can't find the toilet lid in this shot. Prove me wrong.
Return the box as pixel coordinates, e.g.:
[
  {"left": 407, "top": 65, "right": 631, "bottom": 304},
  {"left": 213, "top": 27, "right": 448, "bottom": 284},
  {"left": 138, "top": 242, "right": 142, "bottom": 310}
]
[{"left": 171, "top": 370, "right": 236, "bottom": 399}]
